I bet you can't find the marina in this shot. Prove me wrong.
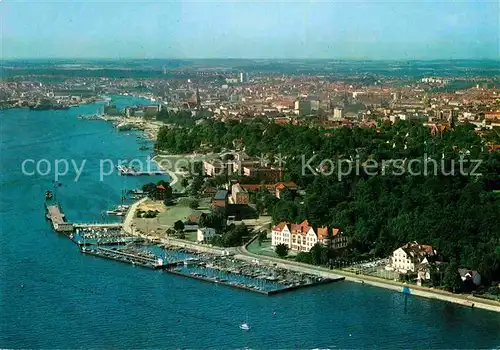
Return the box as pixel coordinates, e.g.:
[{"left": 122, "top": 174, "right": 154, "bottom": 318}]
[
  {"left": 81, "top": 246, "right": 171, "bottom": 269},
  {"left": 3, "top": 94, "right": 498, "bottom": 349},
  {"left": 44, "top": 201, "right": 342, "bottom": 295}
]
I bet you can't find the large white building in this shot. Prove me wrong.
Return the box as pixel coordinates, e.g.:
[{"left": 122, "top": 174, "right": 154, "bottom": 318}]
[
  {"left": 271, "top": 220, "right": 347, "bottom": 253},
  {"left": 333, "top": 107, "right": 344, "bottom": 121},
  {"left": 197, "top": 227, "right": 216, "bottom": 242},
  {"left": 392, "top": 242, "right": 436, "bottom": 274}
]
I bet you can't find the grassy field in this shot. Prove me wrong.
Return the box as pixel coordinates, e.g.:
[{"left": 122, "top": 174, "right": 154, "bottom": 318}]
[
  {"left": 133, "top": 196, "right": 210, "bottom": 234},
  {"left": 247, "top": 239, "right": 278, "bottom": 257}
]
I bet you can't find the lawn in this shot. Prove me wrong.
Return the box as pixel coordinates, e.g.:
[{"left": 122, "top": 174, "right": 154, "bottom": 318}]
[
  {"left": 247, "top": 239, "right": 278, "bottom": 258},
  {"left": 155, "top": 206, "right": 192, "bottom": 227}
]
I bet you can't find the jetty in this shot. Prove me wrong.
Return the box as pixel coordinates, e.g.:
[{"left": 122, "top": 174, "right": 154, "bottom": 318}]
[
  {"left": 45, "top": 204, "right": 124, "bottom": 234},
  {"left": 81, "top": 246, "right": 175, "bottom": 269},
  {"left": 45, "top": 204, "right": 74, "bottom": 232},
  {"left": 43, "top": 199, "right": 344, "bottom": 296},
  {"left": 117, "top": 165, "right": 166, "bottom": 176}
]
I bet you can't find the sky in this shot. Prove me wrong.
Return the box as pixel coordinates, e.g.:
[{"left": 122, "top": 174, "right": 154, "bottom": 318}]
[{"left": 1, "top": 0, "right": 499, "bottom": 60}]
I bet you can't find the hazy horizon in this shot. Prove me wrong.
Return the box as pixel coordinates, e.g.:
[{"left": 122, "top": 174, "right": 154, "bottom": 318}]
[{"left": 1, "top": 0, "right": 499, "bottom": 60}]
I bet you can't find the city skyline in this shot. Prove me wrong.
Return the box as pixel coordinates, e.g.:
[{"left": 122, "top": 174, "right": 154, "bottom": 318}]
[{"left": 1, "top": 0, "right": 499, "bottom": 60}]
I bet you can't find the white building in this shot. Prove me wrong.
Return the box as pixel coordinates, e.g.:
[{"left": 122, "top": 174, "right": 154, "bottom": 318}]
[
  {"left": 332, "top": 107, "right": 344, "bottom": 121},
  {"left": 197, "top": 227, "right": 216, "bottom": 242},
  {"left": 239, "top": 72, "right": 249, "bottom": 83},
  {"left": 392, "top": 242, "right": 436, "bottom": 274},
  {"left": 458, "top": 269, "right": 482, "bottom": 286},
  {"left": 271, "top": 221, "right": 347, "bottom": 253}
]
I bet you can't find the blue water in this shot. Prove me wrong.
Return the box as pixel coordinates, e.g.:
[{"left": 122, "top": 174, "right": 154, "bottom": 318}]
[{"left": 1, "top": 97, "right": 500, "bottom": 349}]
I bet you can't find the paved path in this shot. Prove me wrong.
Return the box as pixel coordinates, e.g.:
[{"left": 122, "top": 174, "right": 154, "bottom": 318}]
[{"left": 122, "top": 197, "right": 148, "bottom": 235}]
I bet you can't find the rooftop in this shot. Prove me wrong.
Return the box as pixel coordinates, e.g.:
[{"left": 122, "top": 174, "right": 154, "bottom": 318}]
[{"left": 213, "top": 189, "right": 228, "bottom": 201}]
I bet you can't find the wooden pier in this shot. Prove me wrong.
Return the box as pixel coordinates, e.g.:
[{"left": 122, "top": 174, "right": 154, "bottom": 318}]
[{"left": 45, "top": 204, "right": 74, "bottom": 232}]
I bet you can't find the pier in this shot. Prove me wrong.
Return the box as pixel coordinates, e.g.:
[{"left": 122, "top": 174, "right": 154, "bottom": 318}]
[
  {"left": 45, "top": 204, "right": 74, "bottom": 232},
  {"left": 43, "top": 200, "right": 344, "bottom": 296},
  {"left": 117, "top": 165, "right": 166, "bottom": 176},
  {"left": 74, "top": 223, "right": 123, "bottom": 230},
  {"left": 81, "top": 246, "right": 173, "bottom": 269}
]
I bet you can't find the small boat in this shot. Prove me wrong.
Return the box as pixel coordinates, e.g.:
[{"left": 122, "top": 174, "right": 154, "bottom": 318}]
[
  {"left": 139, "top": 146, "right": 149, "bottom": 150},
  {"left": 106, "top": 209, "right": 125, "bottom": 216},
  {"left": 239, "top": 323, "right": 250, "bottom": 331},
  {"left": 45, "top": 190, "right": 53, "bottom": 200}
]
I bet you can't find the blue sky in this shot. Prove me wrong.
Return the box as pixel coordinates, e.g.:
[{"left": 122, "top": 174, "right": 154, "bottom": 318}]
[{"left": 1, "top": 0, "right": 499, "bottom": 59}]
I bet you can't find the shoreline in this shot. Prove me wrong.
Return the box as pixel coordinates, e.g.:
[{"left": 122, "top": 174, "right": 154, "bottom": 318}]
[
  {"left": 237, "top": 238, "right": 500, "bottom": 313},
  {"left": 121, "top": 198, "right": 500, "bottom": 312}
]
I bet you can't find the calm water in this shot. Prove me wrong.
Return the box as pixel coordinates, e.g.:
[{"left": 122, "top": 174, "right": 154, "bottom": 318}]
[{"left": 1, "top": 97, "right": 500, "bottom": 349}]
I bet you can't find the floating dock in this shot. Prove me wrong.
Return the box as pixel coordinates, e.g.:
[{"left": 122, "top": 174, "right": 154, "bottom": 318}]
[
  {"left": 44, "top": 201, "right": 345, "bottom": 295},
  {"left": 166, "top": 267, "right": 341, "bottom": 295},
  {"left": 74, "top": 223, "right": 123, "bottom": 230},
  {"left": 45, "top": 203, "right": 74, "bottom": 232},
  {"left": 81, "top": 246, "right": 174, "bottom": 269}
]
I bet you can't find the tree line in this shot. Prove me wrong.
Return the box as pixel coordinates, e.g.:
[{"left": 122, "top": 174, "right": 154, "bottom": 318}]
[{"left": 156, "top": 119, "right": 500, "bottom": 284}]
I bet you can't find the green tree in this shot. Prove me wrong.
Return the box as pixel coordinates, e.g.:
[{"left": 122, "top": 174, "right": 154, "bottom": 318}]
[
  {"left": 295, "top": 252, "right": 312, "bottom": 264},
  {"left": 275, "top": 243, "right": 289, "bottom": 258},
  {"left": 188, "top": 199, "right": 199, "bottom": 210},
  {"left": 190, "top": 176, "right": 204, "bottom": 197},
  {"left": 310, "top": 243, "right": 326, "bottom": 265},
  {"left": 443, "top": 262, "right": 463, "bottom": 293},
  {"left": 257, "top": 230, "right": 267, "bottom": 246},
  {"left": 173, "top": 220, "right": 185, "bottom": 232},
  {"left": 142, "top": 182, "right": 156, "bottom": 194},
  {"left": 181, "top": 178, "right": 189, "bottom": 188}
]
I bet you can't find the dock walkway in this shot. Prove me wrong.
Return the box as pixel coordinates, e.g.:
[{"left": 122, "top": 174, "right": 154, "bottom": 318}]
[
  {"left": 45, "top": 204, "right": 74, "bottom": 232},
  {"left": 74, "top": 223, "right": 123, "bottom": 229}
]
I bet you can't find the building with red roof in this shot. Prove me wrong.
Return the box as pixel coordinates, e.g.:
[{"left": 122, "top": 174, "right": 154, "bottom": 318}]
[{"left": 271, "top": 221, "right": 346, "bottom": 253}]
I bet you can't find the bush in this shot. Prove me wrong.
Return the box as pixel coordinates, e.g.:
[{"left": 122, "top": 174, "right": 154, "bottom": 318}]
[
  {"left": 295, "top": 252, "right": 312, "bottom": 264},
  {"left": 275, "top": 243, "right": 289, "bottom": 258},
  {"left": 188, "top": 199, "right": 199, "bottom": 210}
]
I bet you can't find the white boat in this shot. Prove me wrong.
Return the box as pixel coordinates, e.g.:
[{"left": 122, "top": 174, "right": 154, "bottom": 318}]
[
  {"left": 239, "top": 323, "right": 250, "bottom": 331},
  {"left": 106, "top": 209, "right": 125, "bottom": 216}
]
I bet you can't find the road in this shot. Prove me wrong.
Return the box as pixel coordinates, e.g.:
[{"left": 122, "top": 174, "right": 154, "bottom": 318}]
[{"left": 122, "top": 197, "right": 148, "bottom": 235}]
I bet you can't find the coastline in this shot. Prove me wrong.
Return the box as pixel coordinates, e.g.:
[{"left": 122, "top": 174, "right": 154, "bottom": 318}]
[
  {"left": 121, "top": 192, "right": 500, "bottom": 313},
  {"left": 237, "top": 238, "right": 500, "bottom": 313},
  {"left": 97, "top": 106, "right": 500, "bottom": 313}
]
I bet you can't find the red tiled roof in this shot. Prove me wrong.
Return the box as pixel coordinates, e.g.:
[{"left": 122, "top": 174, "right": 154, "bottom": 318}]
[
  {"left": 275, "top": 118, "right": 290, "bottom": 125},
  {"left": 275, "top": 182, "right": 297, "bottom": 190},
  {"left": 291, "top": 220, "right": 311, "bottom": 236},
  {"left": 316, "top": 226, "right": 328, "bottom": 241},
  {"left": 272, "top": 222, "right": 288, "bottom": 231},
  {"left": 489, "top": 144, "right": 500, "bottom": 152},
  {"left": 420, "top": 245, "right": 434, "bottom": 254},
  {"left": 317, "top": 227, "right": 340, "bottom": 241}
]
